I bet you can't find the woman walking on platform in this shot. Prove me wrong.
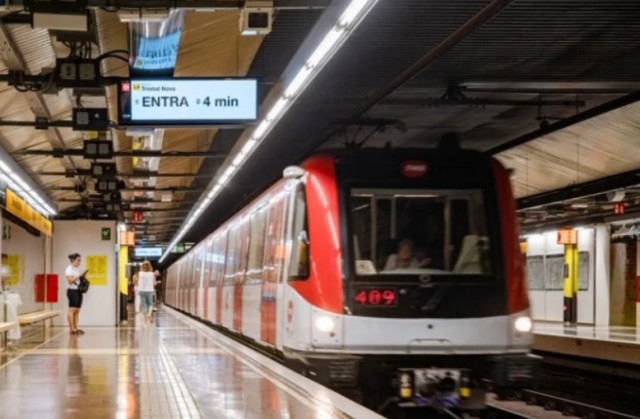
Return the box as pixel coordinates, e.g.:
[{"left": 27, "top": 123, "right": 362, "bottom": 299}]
[
  {"left": 134, "top": 261, "right": 157, "bottom": 326},
  {"left": 65, "top": 253, "right": 86, "bottom": 334}
]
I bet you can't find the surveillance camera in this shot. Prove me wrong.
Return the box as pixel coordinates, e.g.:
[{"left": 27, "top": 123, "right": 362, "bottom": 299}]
[{"left": 239, "top": 1, "right": 273, "bottom": 36}]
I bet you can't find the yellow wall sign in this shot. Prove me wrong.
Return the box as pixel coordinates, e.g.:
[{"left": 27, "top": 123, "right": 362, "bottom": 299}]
[
  {"left": 5, "top": 254, "right": 24, "bottom": 286},
  {"left": 86, "top": 255, "right": 108, "bottom": 286},
  {"left": 5, "top": 189, "right": 52, "bottom": 236},
  {"left": 557, "top": 228, "right": 578, "bottom": 245}
]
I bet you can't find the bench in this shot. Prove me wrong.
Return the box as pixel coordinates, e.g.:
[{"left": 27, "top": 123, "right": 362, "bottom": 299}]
[
  {"left": 0, "top": 322, "right": 16, "bottom": 351},
  {"left": 18, "top": 310, "right": 61, "bottom": 326}
]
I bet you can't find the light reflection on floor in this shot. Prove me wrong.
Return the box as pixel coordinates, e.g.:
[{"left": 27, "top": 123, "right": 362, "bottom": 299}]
[{"left": 0, "top": 307, "right": 332, "bottom": 418}]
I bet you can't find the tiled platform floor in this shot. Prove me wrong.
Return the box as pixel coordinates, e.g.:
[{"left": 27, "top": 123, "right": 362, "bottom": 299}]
[{"left": 0, "top": 307, "right": 349, "bottom": 419}]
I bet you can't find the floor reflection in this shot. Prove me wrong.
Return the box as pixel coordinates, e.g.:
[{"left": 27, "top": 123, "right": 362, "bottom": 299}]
[{"left": 0, "top": 306, "right": 337, "bottom": 418}]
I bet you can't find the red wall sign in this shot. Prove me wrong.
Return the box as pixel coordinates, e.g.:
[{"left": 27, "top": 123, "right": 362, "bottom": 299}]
[
  {"left": 133, "top": 211, "right": 144, "bottom": 222},
  {"left": 35, "top": 274, "right": 58, "bottom": 303},
  {"left": 401, "top": 161, "right": 428, "bottom": 178}
]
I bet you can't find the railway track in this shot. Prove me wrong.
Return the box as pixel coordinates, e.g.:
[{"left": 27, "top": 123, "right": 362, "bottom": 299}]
[
  {"left": 171, "top": 307, "right": 637, "bottom": 418},
  {"left": 492, "top": 389, "right": 638, "bottom": 419}
]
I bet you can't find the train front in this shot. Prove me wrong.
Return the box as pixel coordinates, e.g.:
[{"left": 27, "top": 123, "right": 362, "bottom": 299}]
[{"left": 289, "top": 145, "right": 536, "bottom": 414}]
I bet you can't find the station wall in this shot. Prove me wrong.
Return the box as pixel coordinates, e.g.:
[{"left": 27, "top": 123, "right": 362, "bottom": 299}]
[
  {"left": 1, "top": 218, "right": 47, "bottom": 315},
  {"left": 52, "top": 220, "right": 117, "bottom": 327},
  {"left": 526, "top": 229, "right": 595, "bottom": 324}
]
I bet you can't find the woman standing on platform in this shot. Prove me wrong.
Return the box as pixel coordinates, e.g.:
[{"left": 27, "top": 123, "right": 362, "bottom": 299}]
[
  {"left": 134, "top": 261, "right": 157, "bottom": 326},
  {"left": 65, "top": 253, "right": 86, "bottom": 335}
]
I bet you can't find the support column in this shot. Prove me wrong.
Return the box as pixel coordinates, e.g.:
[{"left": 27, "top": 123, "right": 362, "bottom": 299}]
[
  {"left": 118, "top": 245, "right": 129, "bottom": 325},
  {"left": 636, "top": 243, "right": 640, "bottom": 329},
  {"left": 563, "top": 243, "right": 579, "bottom": 326},
  {"left": 43, "top": 234, "right": 53, "bottom": 335},
  {"left": 595, "top": 225, "right": 610, "bottom": 327}
]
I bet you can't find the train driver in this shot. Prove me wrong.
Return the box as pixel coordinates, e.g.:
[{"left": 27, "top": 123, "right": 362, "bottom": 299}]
[{"left": 383, "top": 239, "right": 430, "bottom": 270}]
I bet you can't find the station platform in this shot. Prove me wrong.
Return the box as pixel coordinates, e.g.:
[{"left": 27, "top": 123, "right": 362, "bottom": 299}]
[
  {"left": 533, "top": 322, "right": 640, "bottom": 365},
  {"left": 0, "top": 306, "right": 380, "bottom": 419}
]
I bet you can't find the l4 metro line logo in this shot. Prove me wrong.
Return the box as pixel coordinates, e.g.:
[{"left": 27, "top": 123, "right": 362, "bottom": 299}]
[{"left": 401, "top": 160, "right": 428, "bottom": 178}]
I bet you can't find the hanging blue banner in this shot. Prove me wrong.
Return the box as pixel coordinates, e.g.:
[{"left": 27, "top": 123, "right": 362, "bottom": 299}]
[{"left": 128, "top": 10, "right": 185, "bottom": 77}]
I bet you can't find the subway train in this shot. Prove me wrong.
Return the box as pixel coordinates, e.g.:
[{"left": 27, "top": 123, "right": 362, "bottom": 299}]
[{"left": 165, "top": 139, "right": 535, "bottom": 414}]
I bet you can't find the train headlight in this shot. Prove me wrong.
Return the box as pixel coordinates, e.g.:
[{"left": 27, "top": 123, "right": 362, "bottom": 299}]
[
  {"left": 315, "top": 316, "right": 335, "bottom": 332},
  {"left": 514, "top": 316, "right": 532, "bottom": 333}
]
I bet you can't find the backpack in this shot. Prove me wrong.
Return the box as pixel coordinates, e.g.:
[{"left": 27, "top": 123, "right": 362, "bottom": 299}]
[{"left": 78, "top": 275, "right": 90, "bottom": 294}]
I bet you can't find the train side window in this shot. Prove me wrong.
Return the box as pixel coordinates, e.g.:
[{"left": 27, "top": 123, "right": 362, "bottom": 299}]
[
  {"left": 289, "top": 183, "right": 310, "bottom": 280},
  {"left": 224, "top": 226, "right": 237, "bottom": 285},
  {"left": 235, "top": 217, "right": 251, "bottom": 285},
  {"left": 263, "top": 192, "right": 288, "bottom": 284},
  {"left": 247, "top": 207, "right": 268, "bottom": 285},
  {"left": 216, "top": 232, "right": 228, "bottom": 286}
]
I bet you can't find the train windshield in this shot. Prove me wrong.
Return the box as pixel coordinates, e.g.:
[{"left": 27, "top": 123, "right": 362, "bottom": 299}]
[{"left": 350, "top": 188, "right": 492, "bottom": 278}]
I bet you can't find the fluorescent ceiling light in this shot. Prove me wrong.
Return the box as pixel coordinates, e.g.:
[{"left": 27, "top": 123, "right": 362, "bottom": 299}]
[
  {"left": 266, "top": 97, "right": 289, "bottom": 122},
  {"left": 232, "top": 153, "right": 246, "bottom": 166},
  {"left": 0, "top": 161, "right": 11, "bottom": 173},
  {"left": 284, "top": 66, "right": 313, "bottom": 98},
  {"left": 307, "top": 28, "right": 343, "bottom": 67},
  {"left": 241, "top": 139, "right": 257, "bottom": 154},
  {"left": 253, "top": 120, "right": 271, "bottom": 140},
  {"left": 339, "top": 0, "right": 372, "bottom": 26}
]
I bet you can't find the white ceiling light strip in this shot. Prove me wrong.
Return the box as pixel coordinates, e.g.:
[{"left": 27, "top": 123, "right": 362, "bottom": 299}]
[
  {"left": 160, "top": 0, "right": 378, "bottom": 262},
  {"left": 0, "top": 163, "right": 56, "bottom": 217}
]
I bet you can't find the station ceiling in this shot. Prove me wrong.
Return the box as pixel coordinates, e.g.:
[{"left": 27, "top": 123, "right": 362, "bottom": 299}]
[{"left": 0, "top": 0, "right": 639, "bottom": 260}]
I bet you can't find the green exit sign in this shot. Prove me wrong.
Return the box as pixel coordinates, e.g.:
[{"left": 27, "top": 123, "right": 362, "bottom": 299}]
[{"left": 101, "top": 227, "right": 111, "bottom": 241}]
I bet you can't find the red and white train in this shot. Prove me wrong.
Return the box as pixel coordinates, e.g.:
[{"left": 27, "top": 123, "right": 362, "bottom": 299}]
[{"left": 165, "top": 141, "right": 535, "bottom": 413}]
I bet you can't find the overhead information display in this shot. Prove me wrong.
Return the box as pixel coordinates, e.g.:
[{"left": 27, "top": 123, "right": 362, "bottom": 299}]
[{"left": 118, "top": 78, "right": 258, "bottom": 126}]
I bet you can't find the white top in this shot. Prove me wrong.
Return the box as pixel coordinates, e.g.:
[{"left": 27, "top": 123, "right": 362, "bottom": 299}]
[
  {"left": 137, "top": 271, "right": 155, "bottom": 293},
  {"left": 65, "top": 265, "right": 81, "bottom": 289},
  {"left": 383, "top": 254, "right": 421, "bottom": 271}
]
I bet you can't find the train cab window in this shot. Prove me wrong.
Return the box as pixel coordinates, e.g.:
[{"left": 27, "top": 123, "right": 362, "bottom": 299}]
[
  {"left": 289, "top": 183, "right": 310, "bottom": 280},
  {"left": 350, "top": 188, "right": 491, "bottom": 278}
]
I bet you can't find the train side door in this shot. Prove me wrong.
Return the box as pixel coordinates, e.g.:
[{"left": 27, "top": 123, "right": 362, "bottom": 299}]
[
  {"left": 215, "top": 232, "right": 227, "bottom": 325},
  {"left": 261, "top": 191, "right": 288, "bottom": 345},
  {"left": 222, "top": 226, "right": 237, "bottom": 330},
  {"left": 244, "top": 205, "right": 268, "bottom": 342},
  {"left": 204, "top": 237, "right": 217, "bottom": 323}
]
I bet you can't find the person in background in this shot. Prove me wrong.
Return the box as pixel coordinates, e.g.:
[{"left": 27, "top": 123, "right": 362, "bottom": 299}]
[
  {"left": 384, "top": 239, "right": 430, "bottom": 270},
  {"left": 134, "top": 261, "right": 157, "bottom": 326},
  {"left": 66, "top": 253, "right": 87, "bottom": 334},
  {"left": 152, "top": 266, "right": 161, "bottom": 310}
]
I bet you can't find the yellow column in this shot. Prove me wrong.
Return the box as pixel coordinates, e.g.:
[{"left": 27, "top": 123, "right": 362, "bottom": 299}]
[
  {"left": 118, "top": 246, "right": 129, "bottom": 323},
  {"left": 563, "top": 243, "right": 579, "bottom": 326}
]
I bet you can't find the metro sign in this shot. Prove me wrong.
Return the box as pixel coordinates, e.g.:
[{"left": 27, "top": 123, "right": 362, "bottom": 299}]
[{"left": 401, "top": 160, "right": 428, "bottom": 178}]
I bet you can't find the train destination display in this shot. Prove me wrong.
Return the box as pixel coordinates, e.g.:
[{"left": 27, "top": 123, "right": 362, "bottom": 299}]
[{"left": 118, "top": 78, "right": 258, "bottom": 126}]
